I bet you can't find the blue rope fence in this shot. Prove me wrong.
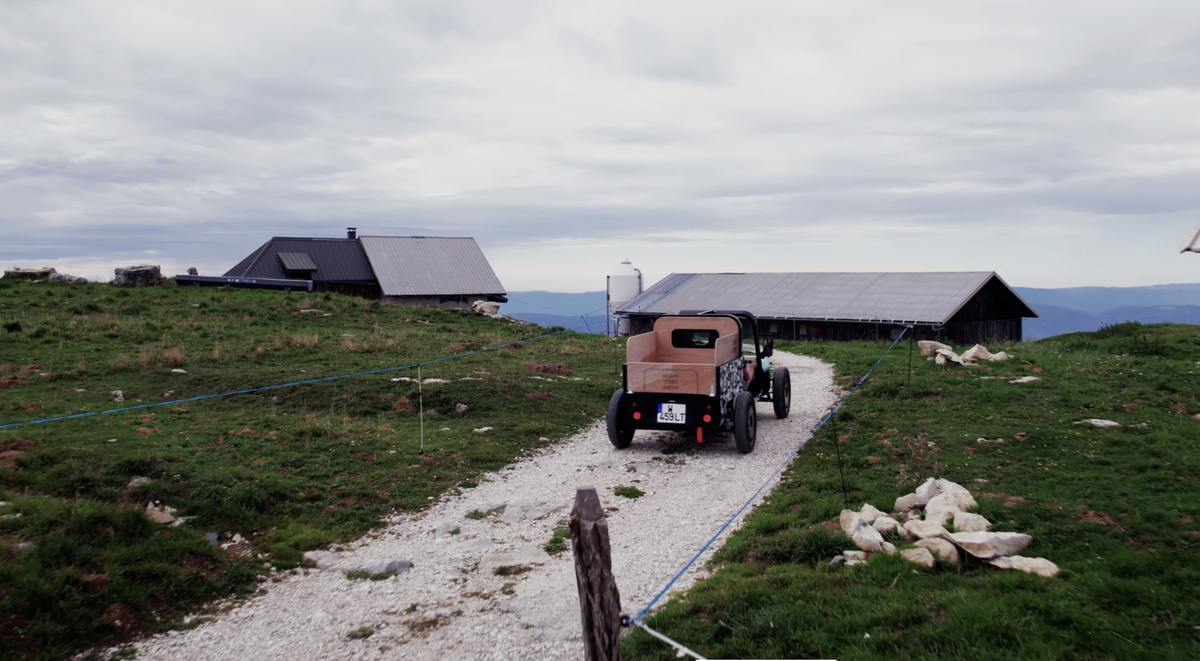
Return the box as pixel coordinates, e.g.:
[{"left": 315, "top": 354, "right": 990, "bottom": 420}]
[
  {"left": 633, "top": 326, "right": 912, "bottom": 623},
  {"left": 0, "top": 329, "right": 571, "bottom": 431}
]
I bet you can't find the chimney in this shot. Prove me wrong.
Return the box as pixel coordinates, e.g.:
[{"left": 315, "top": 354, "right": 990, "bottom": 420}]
[{"left": 347, "top": 227, "right": 357, "bottom": 239}]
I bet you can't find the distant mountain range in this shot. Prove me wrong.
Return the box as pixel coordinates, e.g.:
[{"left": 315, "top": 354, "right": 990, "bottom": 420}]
[{"left": 504, "top": 285, "right": 1200, "bottom": 340}]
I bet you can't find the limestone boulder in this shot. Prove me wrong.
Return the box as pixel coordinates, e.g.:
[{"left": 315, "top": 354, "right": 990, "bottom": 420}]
[
  {"left": 471, "top": 300, "right": 501, "bottom": 315},
  {"left": 918, "top": 340, "right": 952, "bottom": 357},
  {"left": 872, "top": 516, "right": 910, "bottom": 539},
  {"left": 48, "top": 272, "right": 88, "bottom": 284},
  {"left": 894, "top": 493, "right": 924, "bottom": 512},
  {"left": 915, "top": 478, "right": 942, "bottom": 502},
  {"left": 840, "top": 510, "right": 865, "bottom": 536},
  {"left": 926, "top": 490, "right": 977, "bottom": 526},
  {"left": 946, "top": 531, "right": 1032, "bottom": 560},
  {"left": 953, "top": 511, "right": 992, "bottom": 533},
  {"left": 850, "top": 520, "right": 885, "bottom": 553},
  {"left": 915, "top": 538, "right": 960, "bottom": 566},
  {"left": 986, "top": 555, "right": 1060, "bottom": 577},
  {"left": 901, "top": 547, "right": 936, "bottom": 569},
  {"left": 843, "top": 550, "right": 868, "bottom": 566},
  {"left": 113, "top": 264, "right": 165, "bottom": 287},
  {"left": 858, "top": 503, "right": 885, "bottom": 524},
  {"left": 903, "top": 519, "right": 949, "bottom": 540}
]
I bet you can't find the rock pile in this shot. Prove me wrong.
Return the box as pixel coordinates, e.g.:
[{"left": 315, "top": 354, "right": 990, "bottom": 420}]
[
  {"left": 3, "top": 267, "right": 57, "bottom": 280},
  {"left": 918, "top": 341, "right": 1012, "bottom": 366},
  {"left": 834, "top": 478, "right": 1059, "bottom": 577}
]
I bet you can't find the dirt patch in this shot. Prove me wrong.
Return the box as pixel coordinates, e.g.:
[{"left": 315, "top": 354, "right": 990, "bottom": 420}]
[
  {"left": 525, "top": 392, "right": 554, "bottom": 401},
  {"left": 351, "top": 452, "right": 379, "bottom": 461},
  {"left": 136, "top": 427, "right": 157, "bottom": 435},
  {"left": 0, "top": 377, "right": 30, "bottom": 388},
  {"left": 17, "top": 402, "right": 39, "bottom": 412},
  {"left": 980, "top": 492, "right": 1026, "bottom": 508},
  {"left": 16, "top": 364, "right": 39, "bottom": 376},
  {"left": 521, "top": 361, "right": 573, "bottom": 376},
  {"left": 101, "top": 602, "right": 148, "bottom": 641},
  {"left": 0, "top": 440, "right": 33, "bottom": 469},
  {"left": 1075, "top": 506, "right": 1125, "bottom": 530},
  {"left": 392, "top": 397, "right": 415, "bottom": 412},
  {"left": 447, "top": 342, "right": 483, "bottom": 352}
]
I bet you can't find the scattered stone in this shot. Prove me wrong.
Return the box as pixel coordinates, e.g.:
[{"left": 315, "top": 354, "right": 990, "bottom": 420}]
[
  {"left": 893, "top": 493, "right": 925, "bottom": 512},
  {"left": 351, "top": 559, "right": 412, "bottom": 576},
  {"left": 953, "top": 511, "right": 992, "bottom": 533},
  {"left": 111, "top": 390, "right": 124, "bottom": 402},
  {"left": 187, "top": 267, "right": 199, "bottom": 275},
  {"left": 205, "top": 532, "right": 219, "bottom": 544},
  {"left": 170, "top": 368, "right": 187, "bottom": 374},
  {"left": 986, "top": 555, "right": 1060, "bottom": 577},
  {"left": 434, "top": 523, "right": 461, "bottom": 538},
  {"left": 976, "top": 437, "right": 1004, "bottom": 443},
  {"left": 880, "top": 541, "right": 897, "bottom": 554},
  {"left": 901, "top": 547, "right": 936, "bottom": 568},
  {"left": 829, "top": 555, "right": 846, "bottom": 565},
  {"left": 303, "top": 550, "right": 345, "bottom": 570},
  {"left": 915, "top": 538, "right": 960, "bottom": 566},
  {"left": 453, "top": 403, "right": 470, "bottom": 415},
  {"left": 144, "top": 504, "right": 175, "bottom": 525},
  {"left": 1009, "top": 376, "right": 1040, "bottom": 384},
  {"left": 1074, "top": 419, "right": 1121, "bottom": 428},
  {"left": 843, "top": 550, "right": 868, "bottom": 566},
  {"left": 473, "top": 427, "right": 493, "bottom": 434},
  {"left": 903, "top": 519, "right": 949, "bottom": 540},
  {"left": 945, "top": 531, "right": 1032, "bottom": 560}
]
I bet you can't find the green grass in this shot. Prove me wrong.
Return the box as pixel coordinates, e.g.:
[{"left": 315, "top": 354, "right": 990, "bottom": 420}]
[
  {"left": 0, "top": 278, "right": 621, "bottom": 660},
  {"left": 614, "top": 485, "right": 645, "bottom": 499},
  {"left": 544, "top": 524, "right": 571, "bottom": 555},
  {"left": 623, "top": 323, "right": 1200, "bottom": 660}
]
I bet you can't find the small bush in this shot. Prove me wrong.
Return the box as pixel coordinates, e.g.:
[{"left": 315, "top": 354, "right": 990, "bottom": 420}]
[{"left": 614, "top": 486, "right": 644, "bottom": 499}]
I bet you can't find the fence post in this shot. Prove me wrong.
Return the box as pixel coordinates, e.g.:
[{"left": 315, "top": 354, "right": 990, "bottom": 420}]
[{"left": 571, "top": 486, "right": 622, "bottom": 661}]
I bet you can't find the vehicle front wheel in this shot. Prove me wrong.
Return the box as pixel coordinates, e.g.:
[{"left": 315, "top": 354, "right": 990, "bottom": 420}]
[
  {"left": 734, "top": 391, "right": 757, "bottom": 454},
  {"left": 773, "top": 367, "right": 791, "bottom": 419},
  {"left": 606, "top": 389, "right": 634, "bottom": 449}
]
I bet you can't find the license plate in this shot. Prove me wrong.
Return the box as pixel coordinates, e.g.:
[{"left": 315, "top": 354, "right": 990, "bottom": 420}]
[{"left": 656, "top": 403, "right": 687, "bottom": 424}]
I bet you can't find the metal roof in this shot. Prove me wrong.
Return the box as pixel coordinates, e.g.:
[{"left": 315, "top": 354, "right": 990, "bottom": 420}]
[
  {"left": 278, "top": 252, "right": 318, "bottom": 272},
  {"left": 616, "top": 272, "right": 1038, "bottom": 325},
  {"left": 359, "top": 236, "right": 506, "bottom": 297},
  {"left": 224, "top": 238, "right": 375, "bottom": 282}
]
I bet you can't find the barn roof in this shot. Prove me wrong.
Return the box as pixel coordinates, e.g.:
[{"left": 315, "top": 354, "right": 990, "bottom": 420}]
[
  {"left": 616, "top": 272, "right": 1037, "bottom": 325},
  {"left": 359, "top": 236, "right": 505, "bottom": 297},
  {"left": 224, "top": 237, "right": 375, "bottom": 283}
]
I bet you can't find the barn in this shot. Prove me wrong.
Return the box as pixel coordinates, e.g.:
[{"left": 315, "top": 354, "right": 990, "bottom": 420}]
[
  {"left": 175, "top": 230, "right": 507, "bottom": 309},
  {"left": 615, "top": 272, "right": 1038, "bottom": 345}
]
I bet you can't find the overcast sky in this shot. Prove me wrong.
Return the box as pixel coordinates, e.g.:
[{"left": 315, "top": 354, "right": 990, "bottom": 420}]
[{"left": 3, "top": 1, "right": 1200, "bottom": 291}]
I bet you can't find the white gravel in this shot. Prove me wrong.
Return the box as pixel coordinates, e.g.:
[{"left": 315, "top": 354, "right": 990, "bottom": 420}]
[{"left": 116, "top": 351, "right": 834, "bottom": 661}]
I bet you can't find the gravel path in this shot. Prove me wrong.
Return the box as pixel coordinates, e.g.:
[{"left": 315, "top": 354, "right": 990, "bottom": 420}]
[{"left": 121, "top": 351, "right": 834, "bottom": 661}]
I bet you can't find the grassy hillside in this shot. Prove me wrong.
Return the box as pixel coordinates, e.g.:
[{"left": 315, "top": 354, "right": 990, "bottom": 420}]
[
  {"left": 0, "top": 278, "right": 620, "bottom": 660},
  {"left": 624, "top": 323, "right": 1200, "bottom": 660}
]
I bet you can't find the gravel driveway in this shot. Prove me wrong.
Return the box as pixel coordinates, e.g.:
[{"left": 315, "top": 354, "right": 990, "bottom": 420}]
[{"left": 119, "top": 351, "right": 834, "bottom": 661}]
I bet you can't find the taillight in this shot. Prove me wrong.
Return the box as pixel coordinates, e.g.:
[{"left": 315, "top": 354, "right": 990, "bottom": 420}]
[
  {"left": 633, "top": 411, "right": 641, "bottom": 420},
  {"left": 703, "top": 414, "right": 712, "bottom": 423}
]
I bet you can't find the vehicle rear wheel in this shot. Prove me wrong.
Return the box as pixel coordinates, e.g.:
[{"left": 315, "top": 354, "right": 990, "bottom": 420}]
[
  {"left": 606, "top": 389, "right": 634, "bottom": 449},
  {"left": 773, "top": 367, "right": 791, "bottom": 419},
  {"left": 734, "top": 391, "right": 757, "bottom": 454}
]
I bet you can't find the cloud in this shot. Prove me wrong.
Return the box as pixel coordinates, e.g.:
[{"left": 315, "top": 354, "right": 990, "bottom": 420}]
[{"left": 1, "top": 1, "right": 1199, "bottom": 288}]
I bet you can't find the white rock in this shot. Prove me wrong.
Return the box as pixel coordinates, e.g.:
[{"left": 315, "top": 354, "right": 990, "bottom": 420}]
[
  {"left": 473, "top": 427, "right": 493, "bottom": 433},
  {"left": 918, "top": 340, "right": 952, "bottom": 357},
  {"left": 110, "top": 390, "right": 124, "bottom": 402},
  {"left": 925, "top": 489, "right": 977, "bottom": 526},
  {"left": 873, "top": 516, "right": 908, "bottom": 539},
  {"left": 946, "top": 532, "right": 1032, "bottom": 560},
  {"left": 170, "top": 368, "right": 187, "bottom": 374},
  {"left": 851, "top": 521, "right": 885, "bottom": 553},
  {"left": 953, "top": 511, "right": 992, "bottom": 533},
  {"left": 893, "top": 493, "right": 924, "bottom": 512},
  {"left": 302, "top": 550, "right": 344, "bottom": 571},
  {"left": 840, "top": 510, "right": 865, "bottom": 536},
  {"left": 857, "top": 503, "right": 885, "bottom": 524},
  {"left": 915, "top": 538, "right": 960, "bottom": 566},
  {"left": 880, "top": 541, "right": 897, "bottom": 554},
  {"left": 960, "top": 345, "right": 994, "bottom": 362},
  {"left": 1010, "top": 376, "right": 1040, "bottom": 384},
  {"left": 903, "top": 519, "right": 949, "bottom": 540},
  {"left": 986, "top": 555, "right": 1060, "bottom": 577},
  {"left": 901, "top": 547, "right": 935, "bottom": 568},
  {"left": 843, "top": 550, "right": 867, "bottom": 561},
  {"left": 1074, "top": 419, "right": 1121, "bottom": 428},
  {"left": 915, "top": 478, "right": 942, "bottom": 503}
]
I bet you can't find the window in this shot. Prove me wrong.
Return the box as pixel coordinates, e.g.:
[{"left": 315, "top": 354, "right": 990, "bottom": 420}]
[{"left": 671, "top": 329, "right": 719, "bottom": 349}]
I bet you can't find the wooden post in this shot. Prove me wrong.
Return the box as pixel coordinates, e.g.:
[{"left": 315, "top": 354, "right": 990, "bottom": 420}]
[{"left": 571, "top": 486, "right": 622, "bottom": 661}]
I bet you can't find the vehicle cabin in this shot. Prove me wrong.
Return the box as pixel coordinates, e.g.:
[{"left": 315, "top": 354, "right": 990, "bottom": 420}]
[{"left": 624, "top": 316, "right": 742, "bottom": 395}]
